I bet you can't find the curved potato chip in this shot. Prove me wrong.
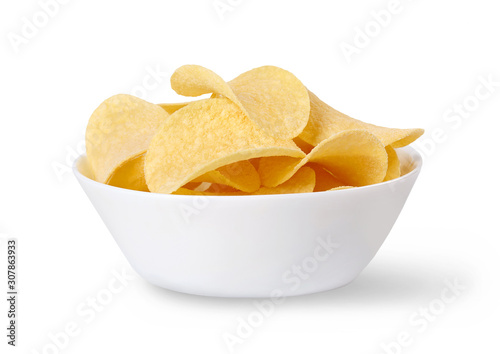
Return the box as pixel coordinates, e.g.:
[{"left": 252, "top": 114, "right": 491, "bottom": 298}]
[
  {"left": 229, "top": 66, "right": 310, "bottom": 139},
  {"left": 383, "top": 146, "right": 401, "bottom": 182},
  {"left": 85, "top": 94, "right": 169, "bottom": 183},
  {"left": 173, "top": 188, "right": 211, "bottom": 195},
  {"left": 172, "top": 188, "right": 243, "bottom": 196},
  {"left": 293, "top": 137, "right": 314, "bottom": 154},
  {"left": 191, "top": 160, "right": 260, "bottom": 193},
  {"left": 158, "top": 102, "right": 191, "bottom": 114},
  {"left": 107, "top": 154, "right": 148, "bottom": 192},
  {"left": 299, "top": 91, "right": 424, "bottom": 148},
  {"left": 254, "top": 166, "right": 315, "bottom": 195},
  {"left": 257, "top": 156, "right": 299, "bottom": 188},
  {"left": 175, "top": 182, "right": 244, "bottom": 195},
  {"left": 182, "top": 181, "right": 205, "bottom": 190},
  {"left": 170, "top": 65, "right": 310, "bottom": 139},
  {"left": 171, "top": 65, "right": 237, "bottom": 99},
  {"left": 259, "top": 130, "right": 388, "bottom": 188},
  {"left": 249, "top": 158, "right": 260, "bottom": 170},
  {"left": 145, "top": 98, "right": 305, "bottom": 194},
  {"left": 174, "top": 166, "right": 315, "bottom": 196},
  {"left": 308, "top": 163, "right": 345, "bottom": 192},
  {"left": 204, "top": 183, "right": 239, "bottom": 193},
  {"left": 328, "top": 186, "right": 354, "bottom": 191}
]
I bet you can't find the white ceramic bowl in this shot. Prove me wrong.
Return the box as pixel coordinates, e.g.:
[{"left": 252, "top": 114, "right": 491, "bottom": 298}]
[{"left": 74, "top": 146, "right": 422, "bottom": 298}]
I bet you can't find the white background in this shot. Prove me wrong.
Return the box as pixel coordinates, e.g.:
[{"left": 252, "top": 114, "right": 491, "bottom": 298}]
[{"left": 1, "top": 0, "right": 499, "bottom": 353}]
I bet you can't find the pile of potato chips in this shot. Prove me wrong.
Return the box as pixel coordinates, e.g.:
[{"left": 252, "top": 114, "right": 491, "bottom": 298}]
[{"left": 85, "top": 65, "right": 423, "bottom": 195}]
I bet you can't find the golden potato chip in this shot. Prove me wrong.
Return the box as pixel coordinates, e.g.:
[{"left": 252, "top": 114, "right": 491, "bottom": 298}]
[
  {"left": 182, "top": 181, "right": 205, "bottom": 190},
  {"left": 145, "top": 98, "right": 305, "bottom": 194},
  {"left": 174, "top": 166, "right": 315, "bottom": 196},
  {"left": 383, "top": 146, "right": 401, "bottom": 182},
  {"left": 85, "top": 65, "right": 424, "bottom": 196},
  {"left": 175, "top": 182, "right": 244, "bottom": 195},
  {"left": 248, "top": 158, "right": 260, "bottom": 170},
  {"left": 308, "top": 163, "right": 345, "bottom": 192},
  {"left": 172, "top": 188, "right": 221, "bottom": 196},
  {"left": 191, "top": 160, "right": 260, "bottom": 193},
  {"left": 86, "top": 94, "right": 169, "bottom": 183},
  {"left": 299, "top": 91, "right": 424, "bottom": 148},
  {"left": 257, "top": 156, "right": 299, "bottom": 188},
  {"left": 173, "top": 188, "right": 247, "bottom": 196},
  {"left": 254, "top": 166, "right": 315, "bottom": 195},
  {"left": 170, "top": 65, "right": 310, "bottom": 139},
  {"left": 293, "top": 137, "right": 314, "bottom": 154},
  {"left": 171, "top": 65, "right": 236, "bottom": 99},
  {"left": 328, "top": 186, "right": 354, "bottom": 191},
  {"left": 259, "top": 130, "right": 388, "bottom": 188},
  {"left": 204, "top": 183, "right": 239, "bottom": 193},
  {"left": 158, "top": 102, "right": 190, "bottom": 114},
  {"left": 107, "top": 154, "right": 148, "bottom": 192}
]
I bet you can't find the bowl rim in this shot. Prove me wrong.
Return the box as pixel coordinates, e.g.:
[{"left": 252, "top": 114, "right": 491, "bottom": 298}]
[{"left": 73, "top": 146, "right": 422, "bottom": 200}]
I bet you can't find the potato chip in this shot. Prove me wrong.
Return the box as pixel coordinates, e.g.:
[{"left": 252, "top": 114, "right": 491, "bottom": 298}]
[
  {"left": 257, "top": 156, "right": 299, "bottom": 188},
  {"left": 191, "top": 160, "right": 260, "bottom": 193},
  {"left": 308, "top": 163, "right": 345, "bottom": 192},
  {"left": 158, "top": 102, "right": 190, "bottom": 114},
  {"left": 175, "top": 182, "right": 244, "bottom": 195},
  {"left": 107, "top": 154, "right": 148, "bottom": 192},
  {"left": 172, "top": 187, "right": 243, "bottom": 196},
  {"left": 182, "top": 181, "right": 205, "bottom": 190},
  {"left": 85, "top": 65, "right": 424, "bottom": 196},
  {"left": 328, "top": 186, "right": 354, "bottom": 191},
  {"left": 174, "top": 166, "right": 315, "bottom": 196},
  {"left": 171, "top": 65, "right": 236, "bottom": 99},
  {"left": 172, "top": 188, "right": 220, "bottom": 196},
  {"left": 145, "top": 98, "right": 305, "bottom": 194},
  {"left": 259, "top": 130, "right": 388, "bottom": 188},
  {"left": 293, "top": 137, "right": 314, "bottom": 154},
  {"left": 170, "top": 65, "right": 310, "bottom": 139},
  {"left": 299, "top": 91, "right": 424, "bottom": 148},
  {"left": 383, "top": 146, "right": 401, "bottom": 182},
  {"left": 248, "top": 158, "right": 260, "bottom": 170},
  {"left": 85, "top": 94, "right": 169, "bottom": 183},
  {"left": 204, "top": 183, "right": 239, "bottom": 193},
  {"left": 254, "top": 166, "right": 315, "bottom": 195}
]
